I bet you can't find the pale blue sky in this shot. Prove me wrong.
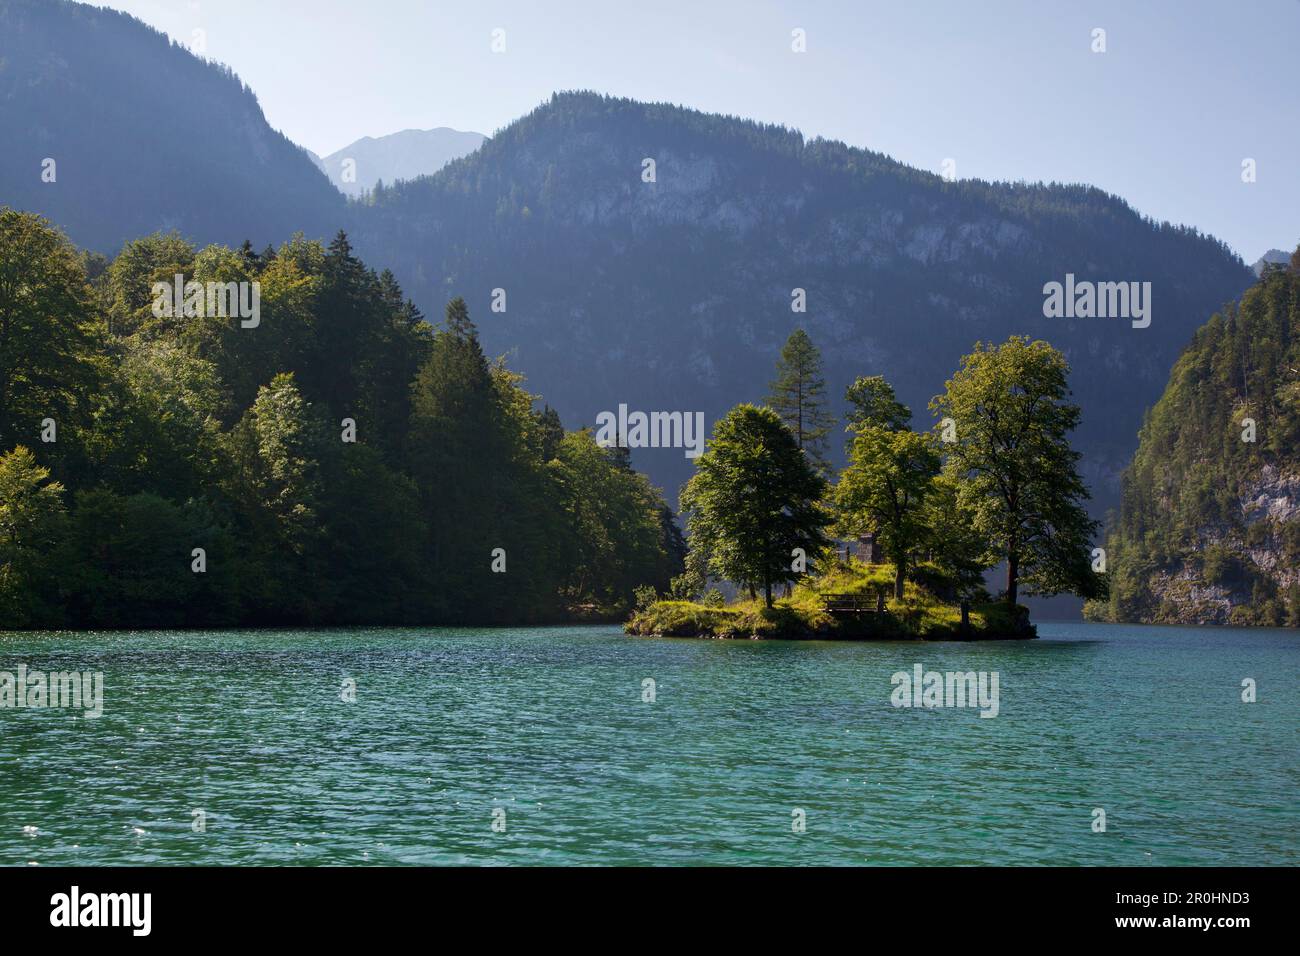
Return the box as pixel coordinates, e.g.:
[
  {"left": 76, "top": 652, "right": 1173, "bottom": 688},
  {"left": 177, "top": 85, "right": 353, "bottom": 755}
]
[{"left": 100, "top": 0, "right": 1298, "bottom": 260}]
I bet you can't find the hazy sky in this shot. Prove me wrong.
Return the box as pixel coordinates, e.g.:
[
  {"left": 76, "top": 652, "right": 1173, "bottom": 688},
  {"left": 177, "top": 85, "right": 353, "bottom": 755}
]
[{"left": 99, "top": 0, "right": 1297, "bottom": 260}]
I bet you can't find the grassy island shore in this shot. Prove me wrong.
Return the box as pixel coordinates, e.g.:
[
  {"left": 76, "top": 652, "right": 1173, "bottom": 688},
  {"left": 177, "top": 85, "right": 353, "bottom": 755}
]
[{"left": 626, "top": 560, "right": 1034, "bottom": 641}]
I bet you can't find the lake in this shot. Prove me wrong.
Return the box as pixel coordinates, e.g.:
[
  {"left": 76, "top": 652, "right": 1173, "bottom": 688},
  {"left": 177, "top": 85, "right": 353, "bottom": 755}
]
[{"left": 1, "top": 622, "right": 1296, "bottom": 866}]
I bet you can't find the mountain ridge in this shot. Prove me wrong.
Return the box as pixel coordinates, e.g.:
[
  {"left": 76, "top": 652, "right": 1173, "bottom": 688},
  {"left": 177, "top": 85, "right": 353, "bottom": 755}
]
[
  {"left": 350, "top": 90, "right": 1253, "bottom": 505},
  {"left": 0, "top": 5, "right": 1256, "bottom": 513},
  {"left": 0, "top": 0, "right": 344, "bottom": 253}
]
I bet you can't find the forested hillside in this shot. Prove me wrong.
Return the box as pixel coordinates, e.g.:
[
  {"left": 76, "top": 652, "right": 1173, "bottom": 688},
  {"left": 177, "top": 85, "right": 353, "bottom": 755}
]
[
  {"left": 0, "top": 0, "right": 343, "bottom": 252},
  {"left": 0, "top": 3, "right": 1256, "bottom": 514},
  {"left": 350, "top": 92, "right": 1253, "bottom": 503},
  {"left": 0, "top": 210, "right": 683, "bottom": 628},
  {"left": 1086, "top": 252, "right": 1300, "bottom": 626}
]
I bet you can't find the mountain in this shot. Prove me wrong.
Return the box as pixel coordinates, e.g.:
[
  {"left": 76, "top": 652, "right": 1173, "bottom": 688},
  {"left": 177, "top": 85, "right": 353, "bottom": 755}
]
[
  {"left": 1252, "top": 248, "right": 1292, "bottom": 276},
  {"left": 1086, "top": 253, "right": 1300, "bottom": 626},
  {"left": 319, "top": 128, "right": 487, "bottom": 197},
  {"left": 0, "top": 3, "right": 1256, "bottom": 513},
  {"left": 0, "top": 0, "right": 344, "bottom": 253},
  {"left": 350, "top": 92, "right": 1254, "bottom": 506}
]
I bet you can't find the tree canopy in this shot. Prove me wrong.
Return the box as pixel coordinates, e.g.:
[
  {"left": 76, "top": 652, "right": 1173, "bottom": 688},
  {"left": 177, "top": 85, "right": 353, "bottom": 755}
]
[
  {"left": 766, "top": 329, "right": 836, "bottom": 473},
  {"left": 680, "top": 404, "right": 830, "bottom": 607},
  {"left": 0, "top": 210, "right": 682, "bottom": 628},
  {"left": 930, "top": 336, "right": 1105, "bottom": 607},
  {"left": 836, "top": 423, "right": 939, "bottom": 599}
]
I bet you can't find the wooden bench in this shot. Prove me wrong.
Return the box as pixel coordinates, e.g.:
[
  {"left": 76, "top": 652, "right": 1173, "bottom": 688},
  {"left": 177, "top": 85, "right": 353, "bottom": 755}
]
[{"left": 822, "top": 592, "right": 885, "bottom": 614}]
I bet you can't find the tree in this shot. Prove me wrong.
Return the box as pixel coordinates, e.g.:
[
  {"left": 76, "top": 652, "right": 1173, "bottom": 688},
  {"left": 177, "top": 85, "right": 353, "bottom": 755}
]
[
  {"left": 844, "top": 375, "right": 911, "bottom": 438},
  {"left": 176, "top": 242, "right": 264, "bottom": 417},
  {"left": 551, "top": 429, "right": 671, "bottom": 608},
  {"left": 222, "top": 373, "right": 328, "bottom": 621},
  {"left": 836, "top": 425, "right": 939, "bottom": 599},
  {"left": 407, "top": 297, "right": 504, "bottom": 618},
  {"left": 361, "top": 268, "right": 432, "bottom": 460},
  {"left": 766, "top": 329, "right": 835, "bottom": 470},
  {"left": 237, "top": 373, "right": 325, "bottom": 550},
  {"left": 0, "top": 446, "right": 67, "bottom": 627},
  {"left": 837, "top": 375, "right": 948, "bottom": 600},
  {"left": 930, "top": 336, "right": 1104, "bottom": 607},
  {"left": 82, "top": 339, "right": 225, "bottom": 500},
  {"left": 102, "top": 231, "right": 195, "bottom": 336},
  {"left": 319, "top": 445, "right": 427, "bottom": 623},
  {"left": 0, "top": 209, "right": 684, "bottom": 628},
  {"left": 921, "top": 473, "right": 992, "bottom": 599},
  {"left": 681, "top": 404, "right": 830, "bottom": 607},
  {"left": 0, "top": 210, "right": 99, "bottom": 453},
  {"left": 61, "top": 489, "right": 238, "bottom": 628}
]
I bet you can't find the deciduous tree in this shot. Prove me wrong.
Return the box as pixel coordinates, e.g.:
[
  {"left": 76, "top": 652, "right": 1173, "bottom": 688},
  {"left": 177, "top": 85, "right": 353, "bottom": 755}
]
[
  {"left": 930, "top": 336, "right": 1104, "bottom": 607},
  {"left": 681, "top": 404, "right": 830, "bottom": 607}
]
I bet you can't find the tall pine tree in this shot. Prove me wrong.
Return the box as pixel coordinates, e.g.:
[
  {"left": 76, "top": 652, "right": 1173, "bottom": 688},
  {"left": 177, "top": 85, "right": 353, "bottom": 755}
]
[{"left": 766, "top": 328, "right": 835, "bottom": 472}]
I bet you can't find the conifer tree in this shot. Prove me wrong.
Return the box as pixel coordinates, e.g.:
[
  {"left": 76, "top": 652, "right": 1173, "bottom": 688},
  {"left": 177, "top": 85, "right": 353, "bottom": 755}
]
[
  {"left": 0, "top": 218, "right": 682, "bottom": 628},
  {"left": 766, "top": 329, "right": 835, "bottom": 471}
]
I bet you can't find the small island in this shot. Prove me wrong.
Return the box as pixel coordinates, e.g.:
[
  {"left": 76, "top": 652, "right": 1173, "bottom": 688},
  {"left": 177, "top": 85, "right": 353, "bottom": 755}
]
[
  {"left": 626, "top": 333, "right": 1106, "bottom": 641},
  {"left": 626, "top": 550, "right": 1034, "bottom": 641}
]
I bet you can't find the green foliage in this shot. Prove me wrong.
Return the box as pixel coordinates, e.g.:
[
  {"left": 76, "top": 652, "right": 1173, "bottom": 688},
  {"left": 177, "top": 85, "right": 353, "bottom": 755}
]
[
  {"left": 673, "top": 344, "right": 1102, "bottom": 631},
  {"left": 103, "top": 232, "right": 196, "bottom": 336},
  {"left": 1087, "top": 257, "right": 1300, "bottom": 626},
  {"left": 0, "top": 215, "right": 681, "bottom": 628},
  {"left": 0, "top": 210, "right": 100, "bottom": 458},
  {"left": 668, "top": 564, "right": 705, "bottom": 602},
  {"left": 680, "top": 404, "right": 831, "bottom": 607},
  {"left": 835, "top": 375, "right": 990, "bottom": 602},
  {"left": 60, "top": 489, "right": 239, "bottom": 628},
  {"left": 0, "top": 446, "right": 67, "bottom": 626},
  {"left": 921, "top": 473, "right": 992, "bottom": 599},
  {"left": 1201, "top": 544, "right": 1244, "bottom": 587},
  {"left": 836, "top": 425, "right": 939, "bottom": 598},
  {"left": 766, "top": 329, "right": 836, "bottom": 471},
  {"left": 633, "top": 584, "right": 658, "bottom": 611},
  {"left": 931, "top": 336, "right": 1104, "bottom": 606},
  {"left": 551, "top": 430, "right": 677, "bottom": 612},
  {"left": 844, "top": 375, "right": 911, "bottom": 440},
  {"left": 627, "top": 559, "right": 1028, "bottom": 640}
]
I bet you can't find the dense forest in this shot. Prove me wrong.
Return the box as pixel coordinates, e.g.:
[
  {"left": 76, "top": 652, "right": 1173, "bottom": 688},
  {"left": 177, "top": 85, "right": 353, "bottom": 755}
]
[
  {"left": 0, "top": 210, "right": 683, "bottom": 628},
  {"left": 1085, "top": 251, "right": 1300, "bottom": 626}
]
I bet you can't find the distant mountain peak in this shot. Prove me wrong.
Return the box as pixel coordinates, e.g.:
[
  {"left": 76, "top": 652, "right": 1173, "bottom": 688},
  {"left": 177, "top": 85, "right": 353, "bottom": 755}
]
[
  {"left": 1252, "top": 248, "right": 1293, "bottom": 276},
  {"left": 319, "top": 127, "right": 487, "bottom": 197}
]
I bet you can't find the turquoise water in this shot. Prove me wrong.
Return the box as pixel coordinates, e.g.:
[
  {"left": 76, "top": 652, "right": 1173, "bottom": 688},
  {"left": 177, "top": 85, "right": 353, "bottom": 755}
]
[{"left": 1, "top": 622, "right": 1296, "bottom": 866}]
